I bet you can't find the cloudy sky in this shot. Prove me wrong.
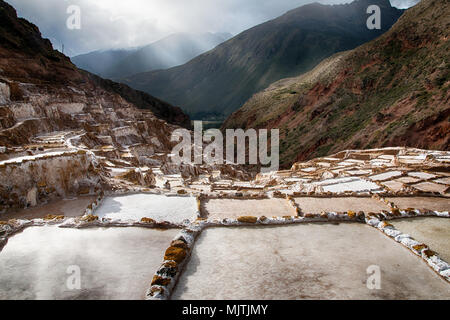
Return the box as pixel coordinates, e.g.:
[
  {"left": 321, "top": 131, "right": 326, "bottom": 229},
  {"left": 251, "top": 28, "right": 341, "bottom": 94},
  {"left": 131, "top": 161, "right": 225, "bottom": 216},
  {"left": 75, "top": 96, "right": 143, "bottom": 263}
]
[{"left": 6, "top": 0, "right": 419, "bottom": 57}]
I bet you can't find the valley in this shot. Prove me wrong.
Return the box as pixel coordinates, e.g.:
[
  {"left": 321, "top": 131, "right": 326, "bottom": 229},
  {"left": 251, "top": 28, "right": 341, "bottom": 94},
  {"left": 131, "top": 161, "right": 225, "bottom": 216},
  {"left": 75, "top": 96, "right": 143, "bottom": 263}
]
[
  {"left": 121, "top": 0, "right": 404, "bottom": 120},
  {"left": 0, "top": 0, "right": 448, "bottom": 302}
]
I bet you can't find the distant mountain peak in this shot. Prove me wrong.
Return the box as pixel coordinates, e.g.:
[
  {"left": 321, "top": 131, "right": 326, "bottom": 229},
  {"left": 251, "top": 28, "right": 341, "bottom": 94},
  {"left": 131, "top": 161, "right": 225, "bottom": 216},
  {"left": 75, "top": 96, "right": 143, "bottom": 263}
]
[{"left": 72, "top": 32, "right": 231, "bottom": 79}]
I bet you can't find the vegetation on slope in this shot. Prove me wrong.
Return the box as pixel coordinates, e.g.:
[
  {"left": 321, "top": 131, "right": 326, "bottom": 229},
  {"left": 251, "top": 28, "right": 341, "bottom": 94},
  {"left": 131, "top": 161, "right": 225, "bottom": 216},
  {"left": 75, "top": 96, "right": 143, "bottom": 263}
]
[{"left": 224, "top": 0, "right": 449, "bottom": 168}]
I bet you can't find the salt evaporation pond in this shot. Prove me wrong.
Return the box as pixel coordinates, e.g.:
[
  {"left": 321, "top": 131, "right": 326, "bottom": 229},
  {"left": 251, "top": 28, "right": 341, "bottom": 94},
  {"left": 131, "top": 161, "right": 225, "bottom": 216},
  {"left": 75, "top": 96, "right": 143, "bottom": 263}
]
[
  {"left": 386, "top": 197, "right": 450, "bottom": 212},
  {"left": 1, "top": 196, "right": 96, "bottom": 221},
  {"left": 392, "top": 217, "right": 450, "bottom": 262},
  {"left": 294, "top": 197, "right": 390, "bottom": 214},
  {"left": 94, "top": 194, "right": 198, "bottom": 223},
  {"left": 204, "top": 198, "right": 296, "bottom": 220},
  {"left": 172, "top": 224, "right": 450, "bottom": 300},
  {"left": 0, "top": 226, "right": 178, "bottom": 300}
]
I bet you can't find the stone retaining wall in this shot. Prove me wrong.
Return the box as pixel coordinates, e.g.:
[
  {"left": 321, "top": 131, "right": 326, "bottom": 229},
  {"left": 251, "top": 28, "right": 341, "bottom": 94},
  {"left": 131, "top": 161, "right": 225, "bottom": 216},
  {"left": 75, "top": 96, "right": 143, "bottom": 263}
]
[{"left": 0, "top": 151, "right": 101, "bottom": 212}]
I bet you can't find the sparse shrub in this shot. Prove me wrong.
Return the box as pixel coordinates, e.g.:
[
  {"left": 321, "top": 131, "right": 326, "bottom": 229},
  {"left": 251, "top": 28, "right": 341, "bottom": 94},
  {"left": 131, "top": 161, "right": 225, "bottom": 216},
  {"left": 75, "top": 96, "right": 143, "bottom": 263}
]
[
  {"left": 81, "top": 214, "right": 98, "bottom": 222},
  {"left": 423, "top": 249, "right": 436, "bottom": 258},
  {"left": 164, "top": 246, "right": 187, "bottom": 263},
  {"left": 237, "top": 216, "right": 258, "bottom": 223},
  {"left": 141, "top": 217, "right": 156, "bottom": 224},
  {"left": 44, "top": 214, "right": 64, "bottom": 221},
  {"left": 412, "top": 244, "right": 427, "bottom": 252},
  {"left": 151, "top": 275, "right": 171, "bottom": 286},
  {"left": 8, "top": 82, "right": 23, "bottom": 101}
]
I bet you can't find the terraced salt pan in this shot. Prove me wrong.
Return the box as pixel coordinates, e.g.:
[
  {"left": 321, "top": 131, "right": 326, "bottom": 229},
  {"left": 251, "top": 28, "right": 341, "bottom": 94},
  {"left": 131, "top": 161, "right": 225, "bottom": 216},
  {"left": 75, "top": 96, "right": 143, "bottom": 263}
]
[
  {"left": 378, "top": 155, "right": 395, "bottom": 160},
  {"left": 95, "top": 194, "right": 197, "bottom": 223},
  {"left": 108, "top": 167, "right": 130, "bottom": 177},
  {"left": 0, "top": 196, "right": 96, "bottom": 221},
  {"left": 0, "top": 150, "right": 76, "bottom": 165},
  {"left": 284, "top": 178, "right": 310, "bottom": 183},
  {"left": 316, "top": 162, "right": 331, "bottom": 167},
  {"left": 408, "top": 172, "right": 437, "bottom": 180},
  {"left": 324, "top": 180, "right": 382, "bottom": 193},
  {"left": 395, "top": 177, "right": 420, "bottom": 184},
  {"left": 412, "top": 182, "right": 448, "bottom": 194},
  {"left": 338, "top": 161, "right": 356, "bottom": 167},
  {"left": 346, "top": 169, "right": 372, "bottom": 176},
  {"left": 204, "top": 198, "right": 296, "bottom": 220},
  {"left": 381, "top": 181, "right": 405, "bottom": 192},
  {"left": 294, "top": 197, "right": 390, "bottom": 214},
  {"left": 392, "top": 218, "right": 450, "bottom": 263},
  {"left": 369, "top": 171, "right": 403, "bottom": 181},
  {"left": 312, "top": 177, "right": 382, "bottom": 193},
  {"left": 386, "top": 197, "right": 449, "bottom": 212},
  {"left": 172, "top": 224, "right": 450, "bottom": 300},
  {"left": 434, "top": 177, "right": 450, "bottom": 185},
  {"left": 313, "top": 177, "right": 358, "bottom": 186},
  {"left": 0, "top": 226, "right": 178, "bottom": 300},
  {"left": 370, "top": 159, "right": 395, "bottom": 167}
]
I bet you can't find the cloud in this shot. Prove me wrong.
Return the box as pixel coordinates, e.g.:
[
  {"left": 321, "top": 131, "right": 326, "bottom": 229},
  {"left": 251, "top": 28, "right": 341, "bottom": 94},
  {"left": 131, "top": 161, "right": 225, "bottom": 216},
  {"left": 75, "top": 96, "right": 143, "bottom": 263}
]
[
  {"left": 390, "top": 0, "right": 420, "bottom": 9},
  {"left": 5, "top": 0, "right": 419, "bottom": 56}
]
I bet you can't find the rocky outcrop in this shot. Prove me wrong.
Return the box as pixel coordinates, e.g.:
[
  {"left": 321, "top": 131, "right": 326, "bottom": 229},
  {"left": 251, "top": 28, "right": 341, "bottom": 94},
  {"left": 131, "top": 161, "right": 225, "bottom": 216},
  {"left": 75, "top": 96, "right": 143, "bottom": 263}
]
[{"left": 0, "top": 151, "right": 101, "bottom": 212}]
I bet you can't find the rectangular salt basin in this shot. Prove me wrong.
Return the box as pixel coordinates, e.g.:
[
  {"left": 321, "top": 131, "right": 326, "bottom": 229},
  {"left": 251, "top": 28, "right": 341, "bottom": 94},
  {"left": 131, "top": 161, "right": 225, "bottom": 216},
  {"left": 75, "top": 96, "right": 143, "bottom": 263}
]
[
  {"left": 0, "top": 196, "right": 96, "bottom": 221},
  {"left": 0, "top": 226, "right": 179, "bottom": 300},
  {"left": 313, "top": 178, "right": 382, "bottom": 193},
  {"left": 172, "top": 224, "right": 450, "bottom": 300},
  {"left": 412, "top": 182, "right": 448, "bottom": 194},
  {"left": 392, "top": 217, "right": 450, "bottom": 262},
  {"left": 386, "top": 197, "right": 449, "bottom": 212},
  {"left": 369, "top": 171, "right": 403, "bottom": 181},
  {"left": 408, "top": 172, "right": 437, "bottom": 180},
  {"left": 204, "top": 199, "right": 296, "bottom": 220},
  {"left": 381, "top": 181, "right": 405, "bottom": 192},
  {"left": 94, "top": 194, "right": 198, "bottom": 223},
  {"left": 293, "top": 197, "right": 390, "bottom": 214}
]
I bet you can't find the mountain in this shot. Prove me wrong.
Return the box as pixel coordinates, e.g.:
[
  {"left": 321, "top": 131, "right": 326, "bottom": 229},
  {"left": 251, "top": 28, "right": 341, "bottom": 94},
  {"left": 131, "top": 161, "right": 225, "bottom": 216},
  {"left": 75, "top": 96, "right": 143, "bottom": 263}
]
[
  {"left": 0, "top": 1, "right": 190, "bottom": 128},
  {"left": 72, "top": 32, "right": 232, "bottom": 79},
  {"left": 121, "top": 0, "right": 404, "bottom": 120},
  {"left": 71, "top": 48, "right": 137, "bottom": 79},
  {"left": 223, "top": 0, "right": 449, "bottom": 168}
]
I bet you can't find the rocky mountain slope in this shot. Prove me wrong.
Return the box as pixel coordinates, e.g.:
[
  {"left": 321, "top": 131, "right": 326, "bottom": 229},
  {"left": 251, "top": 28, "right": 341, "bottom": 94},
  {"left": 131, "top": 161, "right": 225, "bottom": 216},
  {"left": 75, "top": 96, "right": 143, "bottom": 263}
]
[
  {"left": 72, "top": 32, "right": 232, "bottom": 79},
  {"left": 224, "top": 0, "right": 449, "bottom": 169},
  {"left": 0, "top": 0, "right": 252, "bottom": 211},
  {"left": 121, "top": 0, "right": 403, "bottom": 119},
  {"left": 0, "top": 1, "right": 189, "bottom": 128}
]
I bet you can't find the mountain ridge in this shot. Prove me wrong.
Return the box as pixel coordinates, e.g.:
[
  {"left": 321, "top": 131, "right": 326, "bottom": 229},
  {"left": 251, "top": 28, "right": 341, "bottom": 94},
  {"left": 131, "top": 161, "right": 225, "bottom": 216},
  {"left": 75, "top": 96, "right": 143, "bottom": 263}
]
[
  {"left": 0, "top": 0, "right": 190, "bottom": 128},
  {"left": 72, "top": 32, "right": 232, "bottom": 79},
  {"left": 223, "top": 0, "right": 449, "bottom": 168},
  {"left": 121, "top": 0, "right": 404, "bottom": 120}
]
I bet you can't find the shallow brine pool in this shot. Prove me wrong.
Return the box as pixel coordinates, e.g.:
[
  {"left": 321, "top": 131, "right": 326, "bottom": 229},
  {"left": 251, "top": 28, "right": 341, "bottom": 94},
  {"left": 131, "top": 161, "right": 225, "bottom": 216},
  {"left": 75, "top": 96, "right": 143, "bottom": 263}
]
[
  {"left": 94, "top": 194, "right": 198, "bottom": 223},
  {"left": 172, "top": 224, "right": 450, "bottom": 300},
  {"left": 0, "top": 226, "right": 178, "bottom": 300}
]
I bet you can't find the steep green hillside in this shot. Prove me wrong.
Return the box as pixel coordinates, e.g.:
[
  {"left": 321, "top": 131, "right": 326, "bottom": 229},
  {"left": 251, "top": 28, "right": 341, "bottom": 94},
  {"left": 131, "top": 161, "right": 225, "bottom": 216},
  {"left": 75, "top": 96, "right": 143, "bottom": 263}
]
[{"left": 224, "top": 0, "right": 449, "bottom": 168}]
